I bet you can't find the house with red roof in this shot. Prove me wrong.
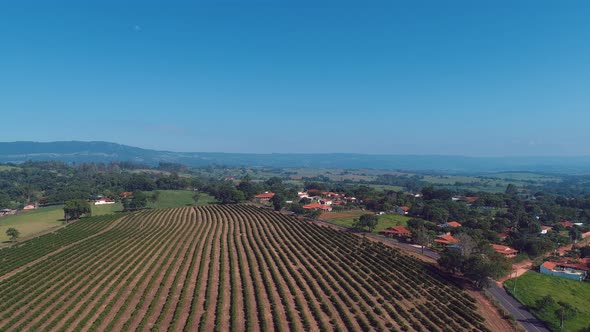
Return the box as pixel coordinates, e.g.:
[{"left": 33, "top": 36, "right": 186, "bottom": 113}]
[
  {"left": 120, "top": 192, "right": 134, "bottom": 198},
  {"left": 255, "top": 192, "right": 275, "bottom": 201},
  {"left": 22, "top": 204, "right": 36, "bottom": 210},
  {"left": 560, "top": 221, "right": 576, "bottom": 228},
  {"left": 303, "top": 202, "right": 332, "bottom": 212},
  {"left": 540, "top": 261, "right": 588, "bottom": 281},
  {"left": 491, "top": 244, "right": 518, "bottom": 258},
  {"left": 434, "top": 233, "right": 459, "bottom": 245},
  {"left": 540, "top": 226, "right": 553, "bottom": 234},
  {"left": 94, "top": 198, "right": 115, "bottom": 205},
  {"left": 380, "top": 226, "right": 411, "bottom": 238},
  {"left": 439, "top": 221, "right": 462, "bottom": 228}
]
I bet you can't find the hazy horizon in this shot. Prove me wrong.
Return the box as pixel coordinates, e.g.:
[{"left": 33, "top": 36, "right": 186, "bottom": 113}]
[{"left": 1, "top": 1, "right": 589, "bottom": 156}]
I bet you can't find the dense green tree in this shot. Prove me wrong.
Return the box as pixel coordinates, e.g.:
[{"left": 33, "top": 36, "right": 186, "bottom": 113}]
[
  {"left": 555, "top": 301, "right": 576, "bottom": 330},
  {"left": 122, "top": 192, "right": 148, "bottom": 211},
  {"left": 270, "top": 193, "right": 285, "bottom": 211},
  {"left": 437, "top": 248, "right": 464, "bottom": 274},
  {"left": 63, "top": 199, "right": 92, "bottom": 221},
  {"left": 412, "top": 226, "right": 434, "bottom": 254},
  {"left": 354, "top": 214, "right": 379, "bottom": 232},
  {"left": 5, "top": 228, "right": 19, "bottom": 242}
]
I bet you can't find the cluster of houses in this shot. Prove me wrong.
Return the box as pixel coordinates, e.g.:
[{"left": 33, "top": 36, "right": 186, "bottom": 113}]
[
  {"left": 378, "top": 219, "right": 520, "bottom": 258},
  {"left": 254, "top": 190, "right": 357, "bottom": 212}
]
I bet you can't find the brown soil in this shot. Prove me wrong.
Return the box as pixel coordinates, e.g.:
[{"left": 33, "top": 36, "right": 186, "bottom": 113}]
[{"left": 469, "top": 290, "right": 517, "bottom": 332}]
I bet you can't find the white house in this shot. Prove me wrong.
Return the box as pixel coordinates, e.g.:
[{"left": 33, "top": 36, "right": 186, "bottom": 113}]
[{"left": 95, "top": 198, "right": 115, "bottom": 205}]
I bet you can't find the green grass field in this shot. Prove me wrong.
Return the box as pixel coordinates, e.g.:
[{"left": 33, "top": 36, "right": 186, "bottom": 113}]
[
  {"left": 504, "top": 271, "right": 590, "bottom": 331},
  {"left": 320, "top": 209, "right": 410, "bottom": 233},
  {"left": 147, "top": 190, "right": 216, "bottom": 209},
  {"left": 0, "top": 165, "right": 17, "bottom": 172},
  {"left": 0, "top": 206, "right": 64, "bottom": 243}
]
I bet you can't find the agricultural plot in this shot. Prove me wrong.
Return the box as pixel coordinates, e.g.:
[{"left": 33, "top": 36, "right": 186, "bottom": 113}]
[{"left": 0, "top": 205, "right": 488, "bottom": 331}]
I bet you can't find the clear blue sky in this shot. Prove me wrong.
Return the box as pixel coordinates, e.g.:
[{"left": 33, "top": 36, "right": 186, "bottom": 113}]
[{"left": 1, "top": 1, "right": 589, "bottom": 156}]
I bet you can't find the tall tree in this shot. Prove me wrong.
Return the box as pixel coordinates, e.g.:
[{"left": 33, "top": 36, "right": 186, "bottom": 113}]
[
  {"left": 270, "top": 193, "right": 285, "bottom": 211},
  {"left": 63, "top": 199, "right": 92, "bottom": 221},
  {"left": 5, "top": 228, "right": 19, "bottom": 242},
  {"left": 412, "top": 226, "right": 434, "bottom": 254},
  {"left": 555, "top": 301, "right": 576, "bottom": 330}
]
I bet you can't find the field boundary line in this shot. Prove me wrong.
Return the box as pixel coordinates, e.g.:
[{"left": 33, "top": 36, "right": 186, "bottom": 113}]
[{"left": 0, "top": 215, "right": 127, "bottom": 282}]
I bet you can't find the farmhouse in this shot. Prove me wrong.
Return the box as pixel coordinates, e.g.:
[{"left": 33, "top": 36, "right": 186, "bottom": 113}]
[
  {"left": 120, "top": 192, "right": 134, "bottom": 198},
  {"left": 94, "top": 198, "right": 115, "bottom": 205},
  {"left": 395, "top": 206, "right": 410, "bottom": 215},
  {"left": 540, "top": 226, "right": 552, "bottom": 234},
  {"left": 559, "top": 221, "right": 576, "bottom": 228},
  {"left": 491, "top": 244, "right": 518, "bottom": 258},
  {"left": 0, "top": 208, "right": 17, "bottom": 216},
  {"left": 303, "top": 202, "right": 332, "bottom": 212},
  {"left": 379, "top": 226, "right": 411, "bottom": 238},
  {"left": 540, "top": 261, "right": 588, "bottom": 281},
  {"left": 438, "top": 221, "right": 462, "bottom": 228},
  {"left": 434, "top": 233, "right": 459, "bottom": 245},
  {"left": 255, "top": 192, "right": 275, "bottom": 201}
]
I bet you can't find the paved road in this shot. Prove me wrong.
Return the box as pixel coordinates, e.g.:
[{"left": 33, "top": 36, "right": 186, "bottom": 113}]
[
  {"left": 487, "top": 284, "right": 550, "bottom": 332},
  {"left": 309, "top": 217, "right": 549, "bottom": 332}
]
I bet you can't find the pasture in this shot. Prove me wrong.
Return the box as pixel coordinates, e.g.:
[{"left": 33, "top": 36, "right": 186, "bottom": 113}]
[{"left": 505, "top": 271, "right": 590, "bottom": 331}]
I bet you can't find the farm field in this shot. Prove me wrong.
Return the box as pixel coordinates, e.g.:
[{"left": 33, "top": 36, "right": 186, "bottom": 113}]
[
  {"left": 505, "top": 271, "right": 590, "bottom": 331},
  {"left": 0, "top": 204, "right": 489, "bottom": 331},
  {"left": 320, "top": 209, "right": 411, "bottom": 233}
]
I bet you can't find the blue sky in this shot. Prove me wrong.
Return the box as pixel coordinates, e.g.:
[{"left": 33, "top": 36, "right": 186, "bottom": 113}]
[{"left": 1, "top": 1, "right": 589, "bottom": 156}]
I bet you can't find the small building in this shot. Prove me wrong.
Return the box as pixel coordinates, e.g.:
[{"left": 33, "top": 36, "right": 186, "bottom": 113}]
[
  {"left": 380, "top": 226, "right": 411, "bottom": 238},
  {"left": 540, "top": 226, "right": 553, "bottom": 235},
  {"left": 434, "top": 233, "right": 459, "bottom": 245},
  {"left": 395, "top": 206, "right": 410, "bottom": 215},
  {"left": 22, "top": 205, "right": 36, "bottom": 210},
  {"left": 439, "top": 221, "right": 462, "bottom": 228},
  {"left": 120, "top": 192, "right": 134, "bottom": 199},
  {"left": 0, "top": 208, "right": 17, "bottom": 216},
  {"left": 540, "top": 261, "right": 588, "bottom": 281},
  {"left": 491, "top": 244, "right": 518, "bottom": 258},
  {"left": 94, "top": 198, "right": 115, "bottom": 205},
  {"left": 560, "top": 221, "right": 576, "bottom": 228},
  {"left": 303, "top": 202, "right": 332, "bottom": 212},
  {"left": 255, "top": 192, "right": 275, "bottom": 201}
]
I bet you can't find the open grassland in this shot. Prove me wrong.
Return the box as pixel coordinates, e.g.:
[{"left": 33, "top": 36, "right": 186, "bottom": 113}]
[
  {"left": 0, "top": 206, "right": 64, "bottom": 243},
  {"left": 0, "top": 165, "right": 17, "bottom": 172},
  {"left": 320, "top": 209, "right": 410, "bottom": 233},
  {"left": 505, "top": 271, "right": 590, "bottom": 331},
  {"left": 0, "top": 205, "right": 489, "bottom": 331},
  {"left": 148, "top": 190, "right": 216, "bottom": 209}
]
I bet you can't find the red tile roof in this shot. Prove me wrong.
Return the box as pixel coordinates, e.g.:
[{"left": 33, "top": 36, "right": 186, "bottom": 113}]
[
  {"left": 380, "top": 226, "right": 411, "bottom": 236},
  {"left": 434, "top": 234, "right": 459, "bottom": 244},
  {"left": 541, "top": 226, "right": 553, "bottom": 231},
  {"left": 255, "top": 192, "right": 275, "bottom": 199},
  {"left": 400, "top": 206, "right": 410, "bottom": 212},
  {"left": 560, "top": 221, "right": 575, "bottom": 228},
  {"left": 491, "top": 244, "right": 518, "bottom": 256},
  {"left": 543, "top": 261, "right": 589, "bottom": 272},
  {"left": 464, "top": 196, "right": 479, "bottom": 202},
  {"left": 120, "top": 192, "right": 133, "bottom": 198},
  {"left": 303, "top": 202, "right": 332, "bottom": 210},
  {"left": 446, "top": 221, "right": 462, "bottom": 228}
]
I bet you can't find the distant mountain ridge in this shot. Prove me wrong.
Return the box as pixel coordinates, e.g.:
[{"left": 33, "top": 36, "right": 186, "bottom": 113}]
[{"left": 2, "top": 141, "right": 590, "bottom": 174}]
